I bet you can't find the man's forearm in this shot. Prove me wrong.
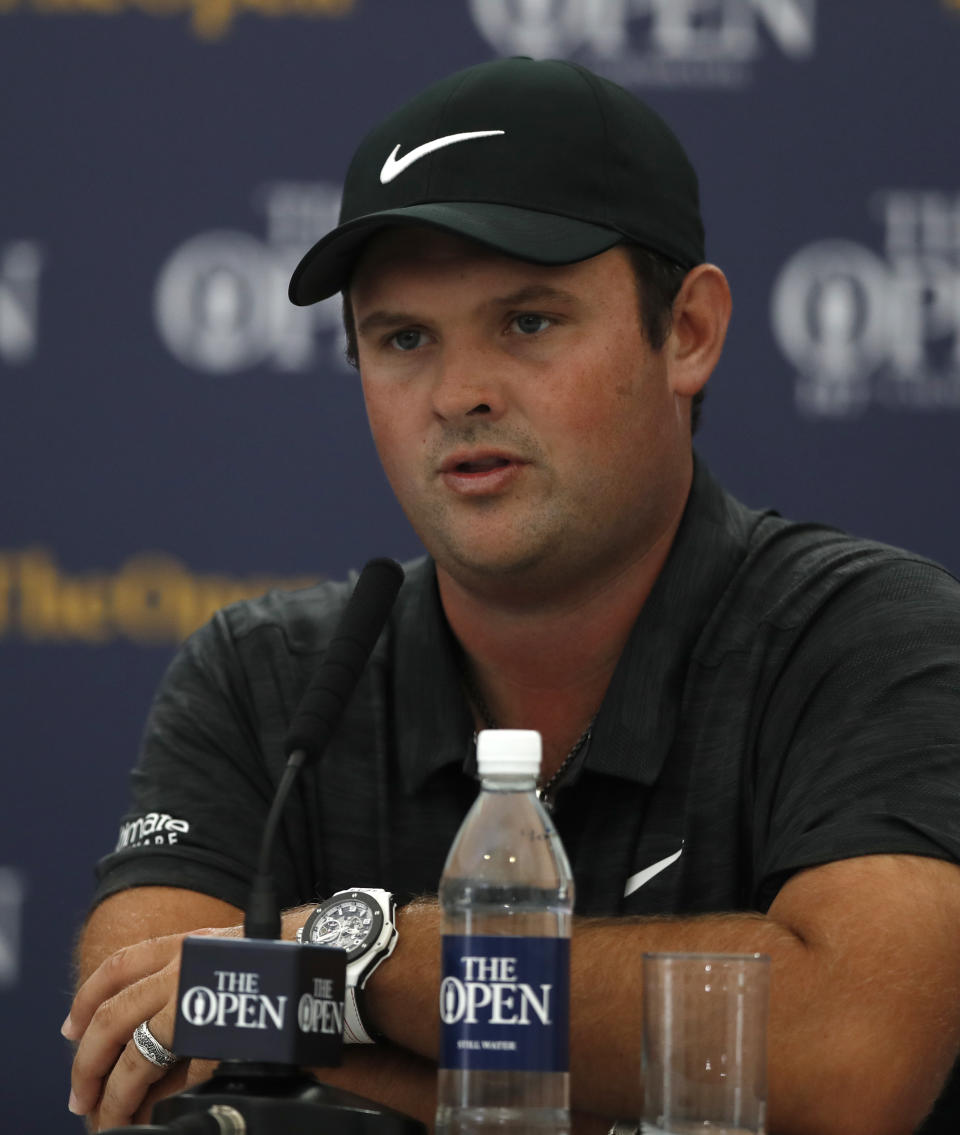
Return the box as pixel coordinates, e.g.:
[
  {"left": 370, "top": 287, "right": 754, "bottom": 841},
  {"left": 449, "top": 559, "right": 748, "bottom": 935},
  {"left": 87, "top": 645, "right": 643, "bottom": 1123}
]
[
  {"left": 365, "top": 900, "right": 802, "bottom": 1120},
  {"left": 70, "top": 857, "right": 960, "bottom": 1135},
  {"left": 366, "top": 858, "right": 960, "bottom": 1135}
]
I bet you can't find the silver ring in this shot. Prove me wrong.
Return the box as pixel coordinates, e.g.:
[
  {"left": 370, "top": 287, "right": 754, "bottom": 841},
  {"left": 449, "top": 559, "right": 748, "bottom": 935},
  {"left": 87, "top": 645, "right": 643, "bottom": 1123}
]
[{"left": 132, "top": 1019, "right": 180, "bottom": 1069}]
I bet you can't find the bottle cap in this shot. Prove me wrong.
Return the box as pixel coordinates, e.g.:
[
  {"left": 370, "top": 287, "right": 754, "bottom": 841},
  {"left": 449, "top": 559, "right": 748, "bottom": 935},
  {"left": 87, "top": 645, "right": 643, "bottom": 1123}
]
[{"left": 476, "top": 729, "right": 542, "bottom": 777}]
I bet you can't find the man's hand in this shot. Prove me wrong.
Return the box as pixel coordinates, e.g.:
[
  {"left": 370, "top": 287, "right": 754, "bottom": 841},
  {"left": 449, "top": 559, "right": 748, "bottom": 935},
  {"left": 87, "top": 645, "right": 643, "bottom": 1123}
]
[
  {"left": 65, "top": 887, "right": 246, "bottom": 1131},
  {"left": 64, "top": 925, "right": 240, "bottom": 1130},
  {"left": 65, "top": 890, "right": 442, "bottom": 1131}
]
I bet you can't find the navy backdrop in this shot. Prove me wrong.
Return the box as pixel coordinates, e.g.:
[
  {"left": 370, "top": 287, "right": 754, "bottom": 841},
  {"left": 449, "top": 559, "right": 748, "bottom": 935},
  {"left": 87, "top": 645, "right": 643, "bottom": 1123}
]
[{"left": 2, "top": 1, "right": 959, "bottom": 1128}]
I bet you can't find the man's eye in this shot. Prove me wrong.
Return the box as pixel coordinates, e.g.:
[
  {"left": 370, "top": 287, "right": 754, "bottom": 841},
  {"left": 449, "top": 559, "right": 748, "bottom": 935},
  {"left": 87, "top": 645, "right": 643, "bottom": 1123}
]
[
  {"left": 389, "top": 329, "right": 425, "bottom": 351},
  {"left": 511, "top": 313, "right": 551, "bottom": 335}
]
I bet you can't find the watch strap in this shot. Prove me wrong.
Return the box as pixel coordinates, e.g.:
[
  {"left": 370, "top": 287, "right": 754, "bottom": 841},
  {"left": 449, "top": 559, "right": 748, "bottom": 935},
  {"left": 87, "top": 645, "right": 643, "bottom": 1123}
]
[
  {"left": 343, "top": 984, "right": 376, "bottom": 1045},
  {"left": 343, "top": 888, "right": 397, "bottom": 1044}
]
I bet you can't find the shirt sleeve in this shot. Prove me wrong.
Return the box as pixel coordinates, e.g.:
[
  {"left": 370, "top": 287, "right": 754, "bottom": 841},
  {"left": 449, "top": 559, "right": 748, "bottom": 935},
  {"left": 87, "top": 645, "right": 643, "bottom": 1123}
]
[
  {"left": 90, "top": 606, "right": 281, "bottom": 912},
  {"left": 752, "top": 556, "right": 960, "bottom": 910}
]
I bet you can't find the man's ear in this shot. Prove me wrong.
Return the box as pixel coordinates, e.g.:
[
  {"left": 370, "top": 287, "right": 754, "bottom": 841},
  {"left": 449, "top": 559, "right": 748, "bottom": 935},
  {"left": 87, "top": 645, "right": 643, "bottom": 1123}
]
[{"left": 665, "top": 264, "right": 732, "bottom": 398}]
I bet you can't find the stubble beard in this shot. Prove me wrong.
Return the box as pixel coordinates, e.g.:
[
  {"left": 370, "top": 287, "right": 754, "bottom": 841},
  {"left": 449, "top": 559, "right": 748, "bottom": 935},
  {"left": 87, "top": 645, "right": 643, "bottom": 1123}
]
[
  {"left": 413, "top": 484, "right": 636, "bottom": 610},
  {"left": 430, "top": 501, "right": 564, "bottom": 582},
  {"left": 412, "top": 423, "right": 565, "bottom": 583}
]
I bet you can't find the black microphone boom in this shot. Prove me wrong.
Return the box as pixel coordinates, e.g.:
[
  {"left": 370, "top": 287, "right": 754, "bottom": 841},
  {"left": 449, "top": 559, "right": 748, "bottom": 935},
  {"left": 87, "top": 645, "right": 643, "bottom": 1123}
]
[
  {"left": 285, "top": 557, "right": 404, "bottom": 765},
  {"left": 246, "top": 557, "right": 405, "bottom": 941}
]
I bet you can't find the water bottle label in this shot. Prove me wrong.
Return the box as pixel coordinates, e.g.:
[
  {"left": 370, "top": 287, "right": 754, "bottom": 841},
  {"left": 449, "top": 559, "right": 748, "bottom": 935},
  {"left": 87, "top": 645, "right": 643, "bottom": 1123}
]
[{"left": 439, "top": 934, "right": 570, "bottom": 1071}]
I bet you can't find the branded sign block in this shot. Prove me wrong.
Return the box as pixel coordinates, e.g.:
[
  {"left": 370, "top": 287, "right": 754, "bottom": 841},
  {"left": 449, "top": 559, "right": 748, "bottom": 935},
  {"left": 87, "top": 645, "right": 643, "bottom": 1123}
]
[
  {"left": 440, "top": 934, "right": 570, "bottom": 1072},
  {"left": 174, "top": 936, "right": 346, "bottom": 1066}
]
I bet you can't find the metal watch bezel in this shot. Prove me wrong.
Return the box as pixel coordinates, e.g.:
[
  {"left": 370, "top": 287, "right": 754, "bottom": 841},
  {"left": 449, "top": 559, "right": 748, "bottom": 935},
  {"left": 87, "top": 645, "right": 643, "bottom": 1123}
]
[{"left": 300, "top": 889, "right": 386, "bottom": 961}]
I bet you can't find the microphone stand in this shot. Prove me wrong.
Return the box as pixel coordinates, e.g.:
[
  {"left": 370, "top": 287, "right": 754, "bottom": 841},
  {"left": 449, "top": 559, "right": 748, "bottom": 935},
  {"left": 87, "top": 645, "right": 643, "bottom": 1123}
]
[
  {"left": 151, "top": 1057, "right": 422, "bottom": 1134},
  {"left": 100, "top": 560, "right": 425, "bottom": 1135}
]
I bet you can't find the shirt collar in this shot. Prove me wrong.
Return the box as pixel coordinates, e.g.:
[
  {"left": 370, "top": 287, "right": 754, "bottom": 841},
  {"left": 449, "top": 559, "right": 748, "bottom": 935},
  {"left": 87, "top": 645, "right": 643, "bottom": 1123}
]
[
  {"left": 587, "top": 454, "right": 765, "bottom": 785},
  {"left": 392, "top": 558, "right": 474, "bottom": 793}
]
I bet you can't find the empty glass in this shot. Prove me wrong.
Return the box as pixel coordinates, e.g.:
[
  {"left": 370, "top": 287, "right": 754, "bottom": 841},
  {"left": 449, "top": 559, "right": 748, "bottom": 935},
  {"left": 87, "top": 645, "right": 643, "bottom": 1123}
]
[{"left": 641, "top": 952, "right": 770, "bottom": 1135}]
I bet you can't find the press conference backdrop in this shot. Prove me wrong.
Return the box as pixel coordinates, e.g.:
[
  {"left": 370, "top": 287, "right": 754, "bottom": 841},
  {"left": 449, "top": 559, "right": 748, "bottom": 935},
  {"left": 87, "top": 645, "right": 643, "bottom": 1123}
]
[{"left": 2, "top": 0, "right": 959, "bottom": 1127}]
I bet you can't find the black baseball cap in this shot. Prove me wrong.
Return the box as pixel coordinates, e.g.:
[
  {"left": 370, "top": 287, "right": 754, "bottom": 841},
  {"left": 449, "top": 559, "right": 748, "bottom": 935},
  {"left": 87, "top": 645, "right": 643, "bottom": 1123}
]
[{"left": 289, "top": 56, "right": 705, "bottom": 306}]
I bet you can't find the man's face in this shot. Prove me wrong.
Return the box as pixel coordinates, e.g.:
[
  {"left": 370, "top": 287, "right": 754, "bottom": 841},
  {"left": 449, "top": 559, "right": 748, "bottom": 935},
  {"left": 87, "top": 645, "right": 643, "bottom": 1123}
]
[{"left": 350, "top": 227, "right": 694, "bottom": 598}]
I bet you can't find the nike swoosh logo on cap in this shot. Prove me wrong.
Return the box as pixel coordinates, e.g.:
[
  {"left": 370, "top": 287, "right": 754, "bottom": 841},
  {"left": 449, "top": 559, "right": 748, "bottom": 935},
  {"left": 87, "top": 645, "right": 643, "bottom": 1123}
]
[
  {"left": 379, "top": 130, "right": 506, "bottom": 184},
  {"left": 623, "top": 845, "right": 684, "bottom": 897}
]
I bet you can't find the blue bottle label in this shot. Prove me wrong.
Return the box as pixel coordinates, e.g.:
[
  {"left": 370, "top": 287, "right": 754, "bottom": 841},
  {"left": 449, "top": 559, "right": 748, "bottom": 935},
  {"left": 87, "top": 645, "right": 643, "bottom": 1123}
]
[{"left": 439, "top": 934, "right": 570, "bottom": 1071}]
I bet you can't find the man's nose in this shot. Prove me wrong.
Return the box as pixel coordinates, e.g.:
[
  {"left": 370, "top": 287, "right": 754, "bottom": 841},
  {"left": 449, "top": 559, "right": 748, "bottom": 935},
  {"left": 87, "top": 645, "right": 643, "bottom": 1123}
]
[{"left": 430, "top": 344, "right": 507, "bottom": 422}]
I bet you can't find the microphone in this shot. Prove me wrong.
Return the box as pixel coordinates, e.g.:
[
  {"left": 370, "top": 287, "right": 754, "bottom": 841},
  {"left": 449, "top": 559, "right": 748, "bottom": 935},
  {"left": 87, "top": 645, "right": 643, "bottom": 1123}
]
[
  {"left": 245, "top": 557, "right": 405, "bottom": 941},
  {"left": 108, "top": 559, "right": 424, "bottom": 1135},
  {"left": 284, "top": 557, "right": 405, "bottom": 765}
]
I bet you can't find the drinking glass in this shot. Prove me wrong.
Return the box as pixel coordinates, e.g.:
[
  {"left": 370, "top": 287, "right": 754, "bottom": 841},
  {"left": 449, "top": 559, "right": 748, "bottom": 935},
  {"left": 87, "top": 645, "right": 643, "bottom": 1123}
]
[{"left": 641, "top": 952, "right": 770, "bottom": 1135}]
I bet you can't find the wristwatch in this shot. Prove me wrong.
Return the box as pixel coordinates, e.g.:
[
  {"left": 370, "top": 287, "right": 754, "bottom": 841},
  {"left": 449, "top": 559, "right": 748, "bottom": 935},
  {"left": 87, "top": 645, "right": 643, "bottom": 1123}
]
[{"left": 296, "top": 887, "right": 397, "bottom": 1044}]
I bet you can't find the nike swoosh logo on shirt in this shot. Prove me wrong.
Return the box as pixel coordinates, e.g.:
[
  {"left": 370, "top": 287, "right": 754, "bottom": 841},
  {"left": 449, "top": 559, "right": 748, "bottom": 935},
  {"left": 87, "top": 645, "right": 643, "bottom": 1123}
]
[
  {"left": 379, "top": 130, "right": 506, "bottom": 184},
  {"left": 623, "top": 845, "right": 684, "bottom": 897}
]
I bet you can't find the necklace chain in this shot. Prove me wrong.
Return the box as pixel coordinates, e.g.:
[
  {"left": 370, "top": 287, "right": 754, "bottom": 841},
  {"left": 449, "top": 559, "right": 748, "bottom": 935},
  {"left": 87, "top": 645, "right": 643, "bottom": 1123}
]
[{"left": 466, "top": 677, "right": 595, "bottom": 811}]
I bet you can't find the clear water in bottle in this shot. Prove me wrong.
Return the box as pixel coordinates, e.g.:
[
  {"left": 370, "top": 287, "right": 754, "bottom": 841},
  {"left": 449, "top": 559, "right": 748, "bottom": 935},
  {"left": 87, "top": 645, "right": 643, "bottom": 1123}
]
[{"left": 435, "top": 730, "right": 574, "bottom": 1135}]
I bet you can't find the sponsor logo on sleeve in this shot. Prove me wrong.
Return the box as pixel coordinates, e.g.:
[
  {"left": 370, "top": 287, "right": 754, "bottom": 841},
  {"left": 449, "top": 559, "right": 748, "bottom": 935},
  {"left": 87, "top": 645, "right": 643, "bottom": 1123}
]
[
  {"left": 771, "top": 190, "right": 960, "bottom": 417},
  {"left": 116, "top": 812, "right": 191, "bottom": 850},
  {"left": 468, "top": 0, "right": 817, "bottom": 89}
]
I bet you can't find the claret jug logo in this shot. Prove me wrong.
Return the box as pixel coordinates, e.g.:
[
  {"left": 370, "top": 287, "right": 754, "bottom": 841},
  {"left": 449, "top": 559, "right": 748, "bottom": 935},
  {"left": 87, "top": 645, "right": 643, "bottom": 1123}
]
[
  {"left": 771, "top": 190, "right": 960, "bottom": 417},
  {"left": 154, "top": 182, "right": 348, "bottom": 376},
  {"left": 440, "top": 953, "right": 554, "bottom": 1034},
  {"left": 469, "top": 0, "right": 817, "bottom": 88},
  {"left": 440, "top": 935, "right": 569, "bottom": 1072},
  {"left": 297, "top": 978, "right": 345, "bottom": 1036},
  {"left": 181, "top": 969, "right": 287, "bottom": 1030}
]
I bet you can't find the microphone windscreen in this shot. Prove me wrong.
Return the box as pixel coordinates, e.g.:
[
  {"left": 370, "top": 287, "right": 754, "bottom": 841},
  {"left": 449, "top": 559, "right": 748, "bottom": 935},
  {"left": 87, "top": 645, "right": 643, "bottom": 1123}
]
[{"left": 284, "top": 557, "right": 404, "bottom": 763}]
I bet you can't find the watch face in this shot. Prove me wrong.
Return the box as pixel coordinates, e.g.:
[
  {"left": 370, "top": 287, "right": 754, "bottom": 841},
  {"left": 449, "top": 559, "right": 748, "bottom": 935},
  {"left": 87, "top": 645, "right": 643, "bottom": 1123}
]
[{"left": 306, "top": 893, "right": 384, "bottom": 960}]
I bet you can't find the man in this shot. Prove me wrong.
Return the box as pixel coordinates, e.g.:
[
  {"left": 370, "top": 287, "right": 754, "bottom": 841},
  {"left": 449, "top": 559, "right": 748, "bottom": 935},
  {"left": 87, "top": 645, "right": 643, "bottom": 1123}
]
[{"left": 64, "top": 57, "right": 960, "bottom": 1134}]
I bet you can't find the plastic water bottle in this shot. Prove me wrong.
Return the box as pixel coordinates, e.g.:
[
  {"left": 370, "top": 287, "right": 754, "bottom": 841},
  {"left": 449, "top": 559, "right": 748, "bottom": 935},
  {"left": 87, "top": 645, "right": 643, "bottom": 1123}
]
[{"left": 436, "top": 729, "right": 575, "bottom": 1135}]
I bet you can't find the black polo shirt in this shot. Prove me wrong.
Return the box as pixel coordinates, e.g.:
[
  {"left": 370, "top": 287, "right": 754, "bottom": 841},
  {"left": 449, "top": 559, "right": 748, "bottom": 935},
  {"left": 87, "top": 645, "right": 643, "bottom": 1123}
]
[
  {"left": 91, "top": 456, "right": 960, "bottom": 1132},
  {"left": 94, "top": 456, "right": 960, "bottom": 921}
]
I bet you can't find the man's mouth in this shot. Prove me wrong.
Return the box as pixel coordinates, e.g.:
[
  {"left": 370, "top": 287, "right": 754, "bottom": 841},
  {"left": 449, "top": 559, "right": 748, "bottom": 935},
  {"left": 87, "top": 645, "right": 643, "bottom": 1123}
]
[
  {"left": 438, "top": 451, "right": 526, "bottom": 493},
  {"left": 453, "top": 456, "right": 512, "bottom": 474}
]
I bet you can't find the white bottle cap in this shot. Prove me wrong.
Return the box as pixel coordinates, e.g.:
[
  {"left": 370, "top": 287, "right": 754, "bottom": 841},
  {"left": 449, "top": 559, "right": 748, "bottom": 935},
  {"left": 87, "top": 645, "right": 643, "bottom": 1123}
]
[{"left": 476, "top": 729, "right": 542, "bottom": 777}]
